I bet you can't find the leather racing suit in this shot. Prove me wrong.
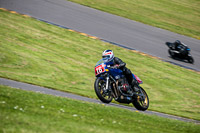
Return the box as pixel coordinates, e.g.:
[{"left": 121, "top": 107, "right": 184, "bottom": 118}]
[{"left": 112, "top": 57, "right": 136, "bottom": 88}]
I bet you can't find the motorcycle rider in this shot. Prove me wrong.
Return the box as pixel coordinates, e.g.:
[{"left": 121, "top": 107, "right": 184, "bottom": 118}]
[
  {"left": 172, "top": 40, "right": 188, "bottom": 55},
  {"left": 102, "top": 50, "right": 138, "bottom": 93}
]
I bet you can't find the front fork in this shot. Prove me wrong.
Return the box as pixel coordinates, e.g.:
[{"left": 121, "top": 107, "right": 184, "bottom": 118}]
[
  {"left": 105, "top": 75, "right": 110, "bottom": 91},
  {"left": 104, "top": 74, "right": 117, "bottom": 97},
  {"left": 137, "top": 88, "right": 145, "bottom": 101}
]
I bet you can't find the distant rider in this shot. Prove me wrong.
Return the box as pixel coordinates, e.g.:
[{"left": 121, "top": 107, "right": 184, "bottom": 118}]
[
  {"left": 172, "top": 40, "right": 188, "bottom": 55},
  {"left": 102, "top": 50, "right": 138, "bottom": 92}
]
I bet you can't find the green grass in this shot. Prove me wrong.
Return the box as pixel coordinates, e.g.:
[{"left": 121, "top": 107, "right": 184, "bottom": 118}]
[
  {"left": 69, "top": 0, "right": 200, "bottom": 39},
  {"left": 0, "top": 85, "right": 200, "bottom": 133},
  {"left": 0, "top": 10, "right": 200, "bottom": 121}
]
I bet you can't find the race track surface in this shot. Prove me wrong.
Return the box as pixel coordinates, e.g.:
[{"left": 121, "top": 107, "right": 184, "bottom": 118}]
[
  {"left": 0, "top": 78, "right": 199, "bottom": 124},
  {"left": 0, "top": 0, "right": 200, "bottom": 71}
]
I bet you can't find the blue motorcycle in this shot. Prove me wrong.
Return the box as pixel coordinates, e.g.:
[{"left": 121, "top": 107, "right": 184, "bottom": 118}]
[{"left": 94, "top": 59, "right": 149, "bottom": 111}]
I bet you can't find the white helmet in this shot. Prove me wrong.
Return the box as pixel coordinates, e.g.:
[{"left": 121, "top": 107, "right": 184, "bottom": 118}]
[{"left": 102, "top": 50, "right": 114, "bottom": 62}]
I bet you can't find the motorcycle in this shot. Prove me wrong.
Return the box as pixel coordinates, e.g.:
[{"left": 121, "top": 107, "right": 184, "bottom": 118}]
[
  {"left": 165, "top": 42, "right": 194, "bottom": 64},
  {"left": 94, "top": 59, "right": 149, "bottom": 111}
]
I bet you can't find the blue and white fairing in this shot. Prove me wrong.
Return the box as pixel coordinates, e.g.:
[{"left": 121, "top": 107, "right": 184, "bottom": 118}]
[
  {"left": 95, "top": 59, "right": 143, "bottom": 84},
  {"left": 95, "top": 59, "right": 123, "bottom": 79}
]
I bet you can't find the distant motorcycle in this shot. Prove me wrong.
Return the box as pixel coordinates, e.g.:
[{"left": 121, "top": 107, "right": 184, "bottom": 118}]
[
  {"left": 165, "top": 41, "right": 194, "bottom": 64},
  {"left": 94, "top": 59, "right": 149, "bottom": 111}
]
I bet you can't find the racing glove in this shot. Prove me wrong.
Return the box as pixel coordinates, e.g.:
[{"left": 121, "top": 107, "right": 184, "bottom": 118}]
[{"left": 112, "top": 64, "right": 119, "bottom": 69}]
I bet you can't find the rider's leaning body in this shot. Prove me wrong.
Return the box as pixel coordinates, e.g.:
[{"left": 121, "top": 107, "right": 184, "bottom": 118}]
[
  {"left": 102, "top": 50, "right": 138, "bottom": 92},
  {"left": 172, "top": 40, "right": 188, "bottom": 55}
]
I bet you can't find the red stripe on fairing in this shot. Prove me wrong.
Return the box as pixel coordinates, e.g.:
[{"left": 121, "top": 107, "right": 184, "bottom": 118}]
[{"left": 135, "top": 75, "right": 143, "bottom": 84}]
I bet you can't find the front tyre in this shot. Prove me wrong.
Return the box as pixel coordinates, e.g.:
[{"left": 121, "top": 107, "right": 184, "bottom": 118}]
[
  {"left": 187, "top": 56, "right": 194, "bottom": 64},
  {"left": 94, "top": 78, "right": 113, "bottom": 103},
  {"left": 132, "top": 86, "right": 149, "bottom": 111},
  {"left": 168, "top": 49, "right": 175, "bottom": 58}
]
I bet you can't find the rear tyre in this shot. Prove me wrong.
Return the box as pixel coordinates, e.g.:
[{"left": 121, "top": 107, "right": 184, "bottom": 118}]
[
  {"left": 132, "top": 86, "right": 149, "bottom": 111},
  {"left": 94, "top": 78, "right": 113, "bottom": 103}
]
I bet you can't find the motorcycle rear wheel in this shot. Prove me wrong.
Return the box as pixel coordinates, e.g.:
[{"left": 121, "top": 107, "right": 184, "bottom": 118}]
[
  {"left": 94, "top": 78, "right": 113, "bottom": 103},
  {"left": 132, "top": 86, "right": 149, "bottom": 111}
]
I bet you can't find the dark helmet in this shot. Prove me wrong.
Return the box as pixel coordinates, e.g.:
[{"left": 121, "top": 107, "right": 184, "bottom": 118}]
[
  {"left": 175, "top": 40, "right": 181, "bottom": 44},
  {"left": 102, "top": 50, "right": 114, "bottom": 62}
]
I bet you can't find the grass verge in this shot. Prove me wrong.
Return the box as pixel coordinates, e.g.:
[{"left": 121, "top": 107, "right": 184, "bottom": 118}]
[
  {"left": 69, "top": 0, "right": 200, "bottom": 39},
  {"left": 0, "top": 10, "right": 200, "bottom": 120},
  {"left": 0, "top": 85, "right": 200, "bottom": 133}
]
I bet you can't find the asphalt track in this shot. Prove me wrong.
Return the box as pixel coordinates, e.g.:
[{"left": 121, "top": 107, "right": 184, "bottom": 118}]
[
  {"left": 0, "top": 77, "right": 199, "bottom": 124},
  {"left": 0, "top": 0, "right": 200, "bottom": 124},
  {"left": 0, "top": 0, "right": 200, "bottom": 71}
]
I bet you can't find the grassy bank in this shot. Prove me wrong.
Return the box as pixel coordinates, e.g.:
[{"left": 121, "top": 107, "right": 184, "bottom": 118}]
[
  {"left": 0, "top": 10, "right": 200, "bottom": 120},
  {"left": 69, "top": 0, "right": 200, "bottom": 39},
  {"left": 0, "top": 85, "right": 199, "bottom": 133}
]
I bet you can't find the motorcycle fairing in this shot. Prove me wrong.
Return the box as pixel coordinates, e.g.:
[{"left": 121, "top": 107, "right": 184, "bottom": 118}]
[
  {"left": 132, "top": 74, "right": 143, "bottom": 84},
  {"left": 109, "top": 69, "right": 123, "bottom": 79},
  {"left": 95, "top": 59, "right": 143, "bottom": 84},
  {"left": 95, "top": 63, "right": 106, "bottom": 76}
]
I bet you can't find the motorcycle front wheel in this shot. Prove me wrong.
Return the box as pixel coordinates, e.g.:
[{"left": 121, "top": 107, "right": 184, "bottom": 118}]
[
  {"left": 132, "top": 86, "right": 149, "bottom": 111},
  {"left": 94, "top": 78, "right": 113, "bottom": 103},
  {"left": 187, "top": 56, "right": 194, "bottom": 64},
  {"left": 168, "top": 49, "right": 175, "bottom": 58}
]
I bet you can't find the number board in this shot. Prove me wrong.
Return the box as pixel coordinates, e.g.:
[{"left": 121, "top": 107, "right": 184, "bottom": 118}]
[{"left": 95, "top": 64, "right": 105, "bottom": 76}]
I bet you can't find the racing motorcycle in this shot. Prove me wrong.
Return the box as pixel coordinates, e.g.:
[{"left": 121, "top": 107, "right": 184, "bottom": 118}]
[
  {"left": 94, "top": 59, "right": 149, "bottom": 111},
  {"left": 165, "top": 42, "right": 194, "bottom": 64}
]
